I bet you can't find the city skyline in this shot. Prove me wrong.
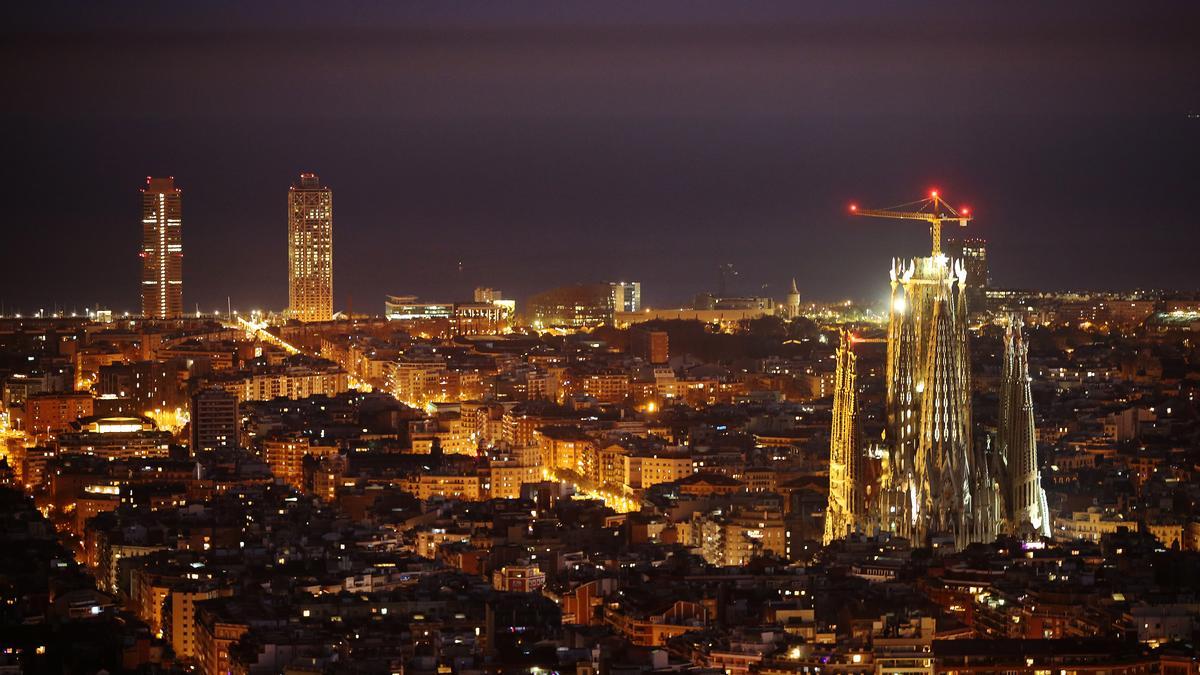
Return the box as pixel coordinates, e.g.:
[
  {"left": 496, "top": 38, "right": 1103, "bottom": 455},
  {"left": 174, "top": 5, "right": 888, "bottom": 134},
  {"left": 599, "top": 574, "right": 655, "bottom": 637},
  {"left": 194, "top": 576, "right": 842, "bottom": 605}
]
[
  {"left": 0, "top": 170, "right": 1193, "bottom": 319},
  {"left": 3, "top": 1, "right": 1198, "bottom": 314},
  {"left": 4, "top": 3, "right": 1200, "bottom": 670}
]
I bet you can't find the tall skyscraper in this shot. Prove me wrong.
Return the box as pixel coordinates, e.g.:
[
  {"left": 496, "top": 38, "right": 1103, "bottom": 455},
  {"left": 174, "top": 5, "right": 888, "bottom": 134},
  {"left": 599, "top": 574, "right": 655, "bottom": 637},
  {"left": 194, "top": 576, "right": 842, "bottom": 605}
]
[
  {"left": 288, "top": 173, "right": 333, "bottom": 322},
  {"left": 190, "top": 386, "right": 239, "bottom": 454},
  {"left": 824, "top": 329, "right": 865, "bottom": 545},
  {"left": 140, "top": 177, "right": 183, "bottom": 319},
  {"left": 878, "top": 247, "right": 1000, "bottom": 549},
  {"left": 997, "top": 318, "right": 1051, "bottom": 539}
]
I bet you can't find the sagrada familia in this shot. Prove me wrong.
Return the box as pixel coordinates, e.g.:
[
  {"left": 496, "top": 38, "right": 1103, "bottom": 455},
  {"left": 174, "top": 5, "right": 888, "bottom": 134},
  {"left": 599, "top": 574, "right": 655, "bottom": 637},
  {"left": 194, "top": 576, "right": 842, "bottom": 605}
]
[{"left": 824, "top": 246, "right": 1050, "bottom": 549}]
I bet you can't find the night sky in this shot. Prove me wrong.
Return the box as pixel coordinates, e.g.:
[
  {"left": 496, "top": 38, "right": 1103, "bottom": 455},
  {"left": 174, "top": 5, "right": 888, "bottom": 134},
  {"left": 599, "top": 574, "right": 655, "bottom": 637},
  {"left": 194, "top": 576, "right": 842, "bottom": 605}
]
[{"left": 2, "top": 1, "right": 1198, "bottom": 315}]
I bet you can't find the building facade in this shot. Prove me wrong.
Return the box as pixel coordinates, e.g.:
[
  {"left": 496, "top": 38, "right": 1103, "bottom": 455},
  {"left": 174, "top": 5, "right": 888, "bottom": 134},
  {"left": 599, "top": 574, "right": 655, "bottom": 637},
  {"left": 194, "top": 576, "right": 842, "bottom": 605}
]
[
  {"left": 527, "top": 283, "right": 616, "bottom": 328},
  {"left": 631, "top": 329, "right": 669, "bottom": 364},
  {"left": 611, "top": 282, "right": 642, "bottom": 313},
  {"left": 878, "top": 249, "right": 1000, "bottom": 549},
  {"left": 288, "top": 173, "right": 333, "bottom": 322},
  {"left": 218, "top": 365, "right": 349, "bottom": 403},
  {"left": 23, "top": 391, "right": 94, "bottom": 437},
  {"left": 140, "top": 177, "right": 183, "bottom": 319},
  {"left": 492, "top": 564, "right": 546, "bottom": 593},
  {"left": 263, "top": 435, "right": 338, "bottom": 488},
  {"left": 527, "top": 281, "right": 642, "bottom": 328},
  {"left": 189, "top": 387, "right": 239, "bottom": 453},
  {"left": 56, "top": 416, "right": 172, "bottom": 461}
]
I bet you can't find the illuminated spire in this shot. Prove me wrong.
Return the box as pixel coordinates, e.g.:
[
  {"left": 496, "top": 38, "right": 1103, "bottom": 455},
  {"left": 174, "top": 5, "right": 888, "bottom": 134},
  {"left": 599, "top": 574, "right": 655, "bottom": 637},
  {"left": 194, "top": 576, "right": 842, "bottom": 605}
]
[
  {"left": 998, "top": 318, "right": 1051, "bottom": 540},
  {"left": 875, "top": 253, "right": 999, "bottom": 549},
  {"left": 824, "top": 329, "right": 864, "bottom": 545}
]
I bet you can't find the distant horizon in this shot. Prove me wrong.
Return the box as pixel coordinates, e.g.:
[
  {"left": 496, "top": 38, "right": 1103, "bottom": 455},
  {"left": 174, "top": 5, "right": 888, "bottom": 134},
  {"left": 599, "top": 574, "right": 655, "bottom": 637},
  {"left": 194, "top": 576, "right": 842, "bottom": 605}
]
[
  {"left": 0, "top": 275, "right": 1192, "bottom": 321},
  {"left": 3, "top": 1, "right": 1198, "bottom": 315}
]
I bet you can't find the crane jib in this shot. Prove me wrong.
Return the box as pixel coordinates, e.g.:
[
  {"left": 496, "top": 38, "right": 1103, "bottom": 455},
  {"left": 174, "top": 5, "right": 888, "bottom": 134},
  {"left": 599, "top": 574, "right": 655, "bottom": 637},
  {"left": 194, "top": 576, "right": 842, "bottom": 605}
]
[{"left": 849, "top": 192, "right": 973, "bottom": 258}]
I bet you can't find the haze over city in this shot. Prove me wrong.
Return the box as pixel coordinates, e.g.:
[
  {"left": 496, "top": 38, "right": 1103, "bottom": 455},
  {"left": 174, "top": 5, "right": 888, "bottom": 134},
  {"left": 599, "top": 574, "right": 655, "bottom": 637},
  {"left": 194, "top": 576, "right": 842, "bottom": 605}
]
[{"left": 3, "top": 1, "right": 1198, "bottom": 314}]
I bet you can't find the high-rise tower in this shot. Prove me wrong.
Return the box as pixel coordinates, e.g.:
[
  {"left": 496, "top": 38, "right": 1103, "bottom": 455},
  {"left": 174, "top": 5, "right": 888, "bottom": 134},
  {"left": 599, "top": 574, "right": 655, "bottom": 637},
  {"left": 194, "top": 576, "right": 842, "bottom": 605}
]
[
  {"left": 288, "top": 173, "right": 333, "bottom": 322},
  {"left": 878, "top": 253, "right": 1000, "bottom": 550},
  {"left": 824, "top": 329, "right": 865, "bottom": 544},
  {"left": 997, "top": 318, "right": 1050, "bottom": 540},
  {"left": 140, "top": 177, "right": 183, "bottom": 319}
]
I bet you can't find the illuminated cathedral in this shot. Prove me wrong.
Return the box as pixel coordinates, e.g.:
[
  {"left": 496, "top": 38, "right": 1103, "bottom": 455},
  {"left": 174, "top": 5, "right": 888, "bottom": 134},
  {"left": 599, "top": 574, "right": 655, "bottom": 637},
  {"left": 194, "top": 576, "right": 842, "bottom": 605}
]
[
  {"left": 825, "top": 250, "right": 1052, "bottom": 549},
  {"left": 876, "top": 252, "right": 1000, "bottom": 549}
]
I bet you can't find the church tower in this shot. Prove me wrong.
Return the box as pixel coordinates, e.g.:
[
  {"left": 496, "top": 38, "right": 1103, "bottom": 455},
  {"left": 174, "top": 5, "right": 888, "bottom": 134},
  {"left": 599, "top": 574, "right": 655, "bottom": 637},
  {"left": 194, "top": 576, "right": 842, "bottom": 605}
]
[
  {"left": 998, "top": 318, "right": 1051, "bottom": 539},
  {"left": 878, "top": 252, "right": 1000, "bottom": 549},
  {"left": 785, "top": 278, "right": 801, "bottom": 319},
  {"left": 825, "top": 329, "right": 865, "bottom": 544}
]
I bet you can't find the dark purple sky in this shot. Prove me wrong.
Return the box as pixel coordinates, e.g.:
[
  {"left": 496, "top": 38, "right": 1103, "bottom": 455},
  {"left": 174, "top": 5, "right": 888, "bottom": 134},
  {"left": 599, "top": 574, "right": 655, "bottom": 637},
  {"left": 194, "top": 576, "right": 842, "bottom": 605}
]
[{"left": 2, "top": 1, "right": 1197, "bottom": 314}]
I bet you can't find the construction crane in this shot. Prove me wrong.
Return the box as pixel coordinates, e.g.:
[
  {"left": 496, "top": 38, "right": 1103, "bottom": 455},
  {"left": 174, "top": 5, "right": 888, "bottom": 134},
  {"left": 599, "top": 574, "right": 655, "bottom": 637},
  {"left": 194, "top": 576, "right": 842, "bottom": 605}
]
[{"left": 848, "top": 190, "right": 971, "bottom": 257}]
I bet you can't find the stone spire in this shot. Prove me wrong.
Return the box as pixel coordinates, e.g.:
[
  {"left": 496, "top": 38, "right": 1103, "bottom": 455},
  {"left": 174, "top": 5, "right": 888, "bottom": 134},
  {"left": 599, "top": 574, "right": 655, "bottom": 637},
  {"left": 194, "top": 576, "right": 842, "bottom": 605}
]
[
  {"left": 998, "top": 318, "right": 1051, "bottom": 539},
  {"left": 877, "top": 255, "right": 999, "bottom": 549},
  {"left": 825, "top": 329, "right": 865, "bottom": 544}
]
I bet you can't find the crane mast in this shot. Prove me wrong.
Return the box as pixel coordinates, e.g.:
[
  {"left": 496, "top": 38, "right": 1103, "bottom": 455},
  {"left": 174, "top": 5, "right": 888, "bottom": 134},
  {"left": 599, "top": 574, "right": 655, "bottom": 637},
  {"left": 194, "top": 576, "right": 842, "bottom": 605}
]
[{"left": 849, "top": 190, "right": 971, "bottom": 257}]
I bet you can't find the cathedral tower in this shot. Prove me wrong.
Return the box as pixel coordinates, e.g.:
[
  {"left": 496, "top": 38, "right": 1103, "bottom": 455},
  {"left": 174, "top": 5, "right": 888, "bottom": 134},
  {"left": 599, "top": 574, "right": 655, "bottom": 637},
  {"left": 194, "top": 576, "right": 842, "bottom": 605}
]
[
  {"left": 825, "top": 329, "right": 865, "bottom": 544},
  {"left": 878, "top": 252, "right": 1000, "bottom": 549},
  {"left": 998, "top": 318, "right": 1051, "bottom": 539}
]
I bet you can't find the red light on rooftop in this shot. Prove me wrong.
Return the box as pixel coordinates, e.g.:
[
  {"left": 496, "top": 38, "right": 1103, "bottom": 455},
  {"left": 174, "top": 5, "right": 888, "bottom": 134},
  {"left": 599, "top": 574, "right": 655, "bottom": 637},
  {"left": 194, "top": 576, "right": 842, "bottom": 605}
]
[
  {"left": 849, "top": 204, "right": 858, "bottom": 212},
  {"left": 961, "top": 207, "right": 970, "bottom": 215},
  {"left": 929, "top": 189, "right": 939, "bottom": 199}
]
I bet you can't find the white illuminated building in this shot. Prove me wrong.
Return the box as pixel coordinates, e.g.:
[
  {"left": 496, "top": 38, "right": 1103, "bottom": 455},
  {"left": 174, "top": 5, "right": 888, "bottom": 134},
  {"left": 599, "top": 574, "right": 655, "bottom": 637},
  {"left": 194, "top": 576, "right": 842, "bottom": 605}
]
[
  {"left": 140, "top": 177, "right": 183, "bottom": 319},
  {"left": 878, "top": 250, "right": 1001, "bottom": 549}
]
